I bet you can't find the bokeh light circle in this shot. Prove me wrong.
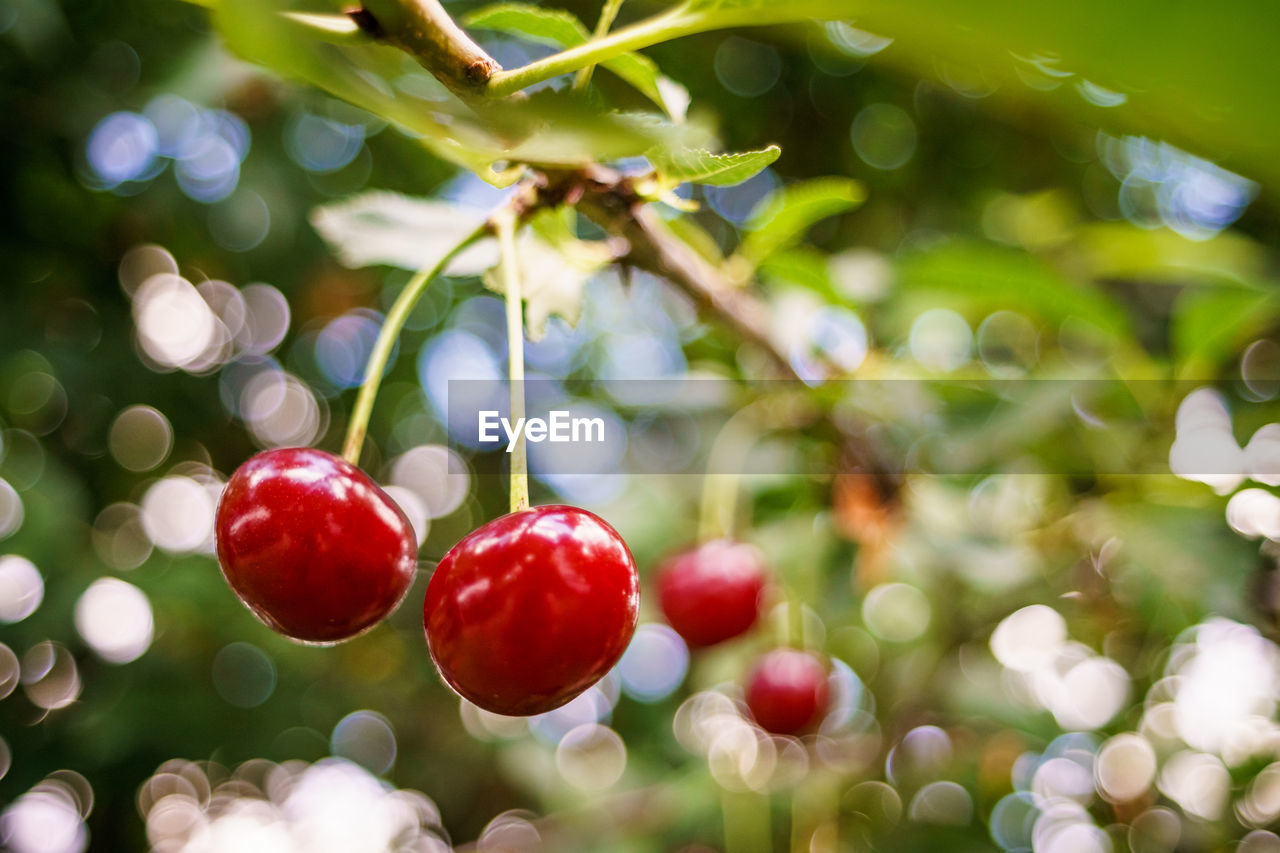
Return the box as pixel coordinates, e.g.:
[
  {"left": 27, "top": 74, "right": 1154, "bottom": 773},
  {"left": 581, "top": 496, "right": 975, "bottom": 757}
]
[
  {"left": 108, "top": 405, "right": 174, "bottom": 472},
  {"left": 0, "top": 556, "right": 43, "bottom": 623},
  {"left": 74, "top": 578, "right": 155, "bottom": 664}
]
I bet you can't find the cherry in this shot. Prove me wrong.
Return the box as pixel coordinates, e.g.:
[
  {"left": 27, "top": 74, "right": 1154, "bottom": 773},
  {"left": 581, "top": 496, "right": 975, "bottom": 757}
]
[
  {"left": 744, "top": 648, "right": 829, "bottom": 735},
  {"left": 656, "top": 539, "right": 768, "bottom": 648},
  {"left": 215, "top": 447, "right": 418, "bottom": 644},
  {"left": 424, "top": 505, "right": 639, "bottom": 716}
]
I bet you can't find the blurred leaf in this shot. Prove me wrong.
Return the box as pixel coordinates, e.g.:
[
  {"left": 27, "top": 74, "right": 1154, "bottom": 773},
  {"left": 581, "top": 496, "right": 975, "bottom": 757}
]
[
  {"left": 895, "top": 242, "right": 1132, "bottom": 338},
  {"left": 209, "top": 0, "right": 708, "bottom": 183},
  {"left": 612, "top": 55, "right": 690, "bottom": 122},
  {"left": 280, "top": 11, "right": 363, "bottom": 40},
  {"left": 483, "top": 210, "right": 617, "bottom": 338},
  {"left": 738, "top": 177, "right": 866, "bottom": 270},
  {"left": 310, "top": 192, "right": 495, "bottom": 273},
  {"left": 211, "top": 0, "right": 1280, "bottom": 188},
  {"left": 662, "top": 214, "right": 727, "bottom": 265},
  {"left": 1076, "top": 222, "right": 1269, "bottom": 286},
  {"left": 465, "top": 2, "right": 690, "bottom": 120},
  {"left": 466, "top": 3, "right": 591, "bottom": 47},
  {"left": 648, "top": 144, "right": 780, "bottom": 186},
  {"left": 211, "top": 0, "right": 508, "bottom": 179},
  {"left": 666, "top": 0, "right": 1280, "bottom": 188},
  {"left": 758, "top": 246, "right": 839, "bottom": 300},
  {"left": 1171, "top": 285, "right": 1280, "bottom": 377},
  {"left": 488, "top": 94, "right": 713, "bottom": 166}
]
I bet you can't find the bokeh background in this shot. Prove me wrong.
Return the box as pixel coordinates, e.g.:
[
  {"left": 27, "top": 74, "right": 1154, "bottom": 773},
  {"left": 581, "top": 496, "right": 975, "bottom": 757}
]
[{"left": 3, "top": 0, "right": 1280, "bottom": 850}]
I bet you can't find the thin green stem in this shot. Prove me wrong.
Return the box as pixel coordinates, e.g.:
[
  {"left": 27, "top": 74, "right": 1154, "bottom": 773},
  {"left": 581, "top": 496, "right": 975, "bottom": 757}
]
[
  {"left": 698, "top": 397, "right": 777, "bottom": 542},
  {"left": 341, "top": 221, "right": 490, "bottom": 466},
  {"left": 721, "top": 788, "right": 771, "bottom": 853},
  {"left": 787, "top": 596, "right": 805, "bottom": 649},
  {"left": 573, "top": 0, "right": 628, "bottom": 91},
  {"left": 485, "top": 2, "right": 837, "bottom": 97},
  {"left": 496, "top": 210, "right": 530, "bottom": 514},
  {"left": 487, "top": 6, "right": 696, "bottom": 97},
  {"left": 698, "top": 473, "right": 737, "bottom": 543},
  {"left": 790, "top": 786, "right": 804, "bottom": 853}
]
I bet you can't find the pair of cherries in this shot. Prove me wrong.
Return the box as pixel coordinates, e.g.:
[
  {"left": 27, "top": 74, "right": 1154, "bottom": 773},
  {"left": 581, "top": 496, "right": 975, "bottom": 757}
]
[
  {"left": 215, "top": 447, "right": 638, "bottom": 716},
  {"left": 215, "top": 447, "right": 828, "bottom": 730}
]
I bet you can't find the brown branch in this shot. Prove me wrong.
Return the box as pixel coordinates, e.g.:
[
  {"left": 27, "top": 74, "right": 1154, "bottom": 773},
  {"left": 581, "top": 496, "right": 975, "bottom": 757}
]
[
  {"left": 630, "top": 202, "right": 798, "bottom": 375},
  {"left": 563, "top": 171, "right": 903, "bottom": 534},
  {"left": 569, "top": 174, "right": 805, "bottom": 380},
  {"left": 349, "top": 0, "right": 499, "bottom": 98}
]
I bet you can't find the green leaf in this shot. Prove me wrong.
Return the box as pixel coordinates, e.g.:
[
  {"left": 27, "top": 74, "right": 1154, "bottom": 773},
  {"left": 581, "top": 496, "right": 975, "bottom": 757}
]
[
  {"left": 663, "top": 216, "right": 727, "bottom": 266},
  {"left": 465, "top": 4, "right": 592, "bottom": 47},
  {"left": 279, "top": 11, "right": 363, "bottom": 40},
  {"left": 757, "top": 247, "right": 840, "bottom": 300},
  {"left": 207, "top": 0, "right": 707, "bottom": 184},
  {"left": 663, "top": 0, "right": 1280, "bottom": 189},
  {"left": 483, "top": 210, "right": 617, "bottom": 339},
  {"left": 465, "top": 2, "right": 689, "bottom": 120},
  {"left": 895, "top": 242, "right": 1132, "bottom": 338},
  {"left": 490, "top": 95, "right": 714, "bottom": 165},
  {"left": 311, "top": 192, "right": 623, "bottom": 340},
  {"left": 602, "top": 54, "right": 690, "bottom": 123},
  {"left": 212, "top": 0, "right": 506, "bottom": 179},
  {"left": 1172, "top": 286, "right": 1280, "bottom": 377},
  {"left": 1076, "top": 222, "right": 1268, "bottom": 286},
  {"left": 738, "top": 177, "right": 865, "bottom": 269},
  {"left": 648, "top": 145, "right": 781, "bottom": 186},
  {"left": 310, "top": 192, "right": 496, "bottom": 274}
]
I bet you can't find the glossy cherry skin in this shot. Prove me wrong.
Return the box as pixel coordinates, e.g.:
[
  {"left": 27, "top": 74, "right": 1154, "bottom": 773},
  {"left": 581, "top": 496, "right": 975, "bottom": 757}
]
[
  {"left": 424, "top": 505, "right": 639, "bottom": 716},
  {"left": 656, "top": 539, "right": 768, "bottom": 648},
  {"left": 215, "top": 447, "right": 418, "bottom": 644},
  {"left": 744, "top": 648, "right": 829, "bottom": 735}
]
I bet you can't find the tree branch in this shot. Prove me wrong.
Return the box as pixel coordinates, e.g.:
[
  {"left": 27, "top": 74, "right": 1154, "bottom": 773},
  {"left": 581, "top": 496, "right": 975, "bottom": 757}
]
[
  {"left": 349, "top": 0, "right": 500, "bottom": 98},
  {"left": 630, "top": 202, "right": 800, "bottom": 375},
  {"left": 571, "top": 176, "right": 803, "bottom": 380},
  {"left": 568, "top": 173, "right": 902, "bottom": 514}
]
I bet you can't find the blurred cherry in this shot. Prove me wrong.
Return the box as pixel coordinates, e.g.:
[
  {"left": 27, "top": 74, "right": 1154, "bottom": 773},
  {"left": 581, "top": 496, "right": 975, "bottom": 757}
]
[
  {"left": 657, "top": 539, "right": 768, "bottom": 647},
  {"left": 744, "top": 648, "right": 829, "bottom": 735}
]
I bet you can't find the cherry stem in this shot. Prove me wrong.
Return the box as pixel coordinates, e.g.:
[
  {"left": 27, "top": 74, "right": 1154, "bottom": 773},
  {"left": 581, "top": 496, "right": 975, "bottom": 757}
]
[
  {"left": 787, "top": 597, "right": 805, "bottom": 649},
  {"left": 572, "top": 0, "right": 626, "bottom": 91},
  {"left": 697, "top": 397, "right": 776, "bottom": 542},
  {"left": 721, "top": 788, "right": 770, "bottom": 853},
  {"left": 698, "top": 396, "right": 818, "bottom": 647},
  {"left": 697, "top": 473, "right": 737, "bottom": 543},
  {"left": 789, "top": 775, "right": 836, "bottom": 852},
  {"left": 341, "top": 220, "right": 490, "bottom": 467},
  {"left": 495, "top": 209, "right": 530, "bottom": 513}
]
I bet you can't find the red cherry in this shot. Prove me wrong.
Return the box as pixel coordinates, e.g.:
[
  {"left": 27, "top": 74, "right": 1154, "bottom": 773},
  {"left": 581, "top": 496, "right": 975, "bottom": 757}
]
[
  {"left": 744, "top": 648, "right": 829, "bottom": 735},
  {"left": 656, "top": 539, "right": 768, "bottom": 648},
  {"left": 424, "top": 505, "right": 639, "bottom": 716},
  {"left": 215, "top": 447, "right": 418, "bottom": 644}
]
